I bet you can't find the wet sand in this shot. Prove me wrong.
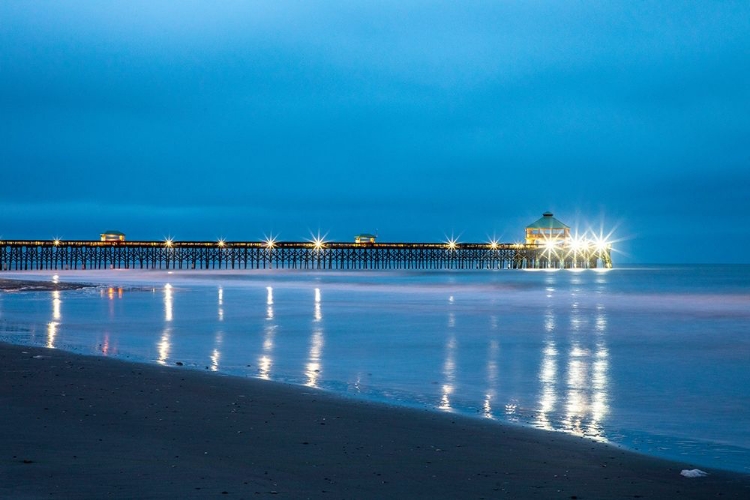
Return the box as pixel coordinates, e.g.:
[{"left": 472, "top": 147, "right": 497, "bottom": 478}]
[
  {"left": 1, "top": 342, "right": 748, "bottom": 499},
  {"left": 0, "top": 278, "right": 92, "bottom": 292}
]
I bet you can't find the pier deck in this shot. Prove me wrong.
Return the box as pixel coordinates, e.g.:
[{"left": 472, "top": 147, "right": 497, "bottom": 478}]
[{"left": 0, "top": 240, "right": 612, "bottom": 271}]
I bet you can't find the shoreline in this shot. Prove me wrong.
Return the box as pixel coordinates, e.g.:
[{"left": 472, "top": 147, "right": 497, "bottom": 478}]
[
  {"left": 0, "top": 277, "right": 93, "bottom": 292},
  {"left": 2, "top": 342, "right": 749, "bottom": 499}
]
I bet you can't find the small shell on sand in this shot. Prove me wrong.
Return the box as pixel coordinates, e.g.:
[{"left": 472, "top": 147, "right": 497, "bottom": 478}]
[{"left": 681, "top": 469, "right": 708, "bottom": 478}]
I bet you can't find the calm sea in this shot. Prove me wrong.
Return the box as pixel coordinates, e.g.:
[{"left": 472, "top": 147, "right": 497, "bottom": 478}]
[{"left": 1, "top": 266, "right": 749, "bottom": 473}]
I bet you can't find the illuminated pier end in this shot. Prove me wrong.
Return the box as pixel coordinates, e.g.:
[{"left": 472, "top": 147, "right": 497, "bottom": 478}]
[
  {"left": 525, "top": 212, "right": 570, "bottom": 245},
  {"left": 0, "top": 214, "right": 612, "bottom": 271}
]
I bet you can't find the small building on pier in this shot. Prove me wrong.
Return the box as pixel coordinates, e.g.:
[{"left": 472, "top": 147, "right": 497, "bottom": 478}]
[
  {"left": 100, "top": 230, "right": 126, "bottom": 242},
  {"left": 525, "top": 212, "right": 570, "bottom": 245},
  {"left": 354, "top": 233, "right": 377, "bottom": 244}
]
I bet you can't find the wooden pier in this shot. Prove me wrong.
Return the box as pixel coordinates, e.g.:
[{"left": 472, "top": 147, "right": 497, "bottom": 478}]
[{"left": 0, "top": 240, "right": 612, "bottom": 271}]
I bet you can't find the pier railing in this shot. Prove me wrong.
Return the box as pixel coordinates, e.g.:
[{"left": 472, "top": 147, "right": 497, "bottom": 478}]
[{"left": 0, "top": 240, "right": 612, "bottom": 271}]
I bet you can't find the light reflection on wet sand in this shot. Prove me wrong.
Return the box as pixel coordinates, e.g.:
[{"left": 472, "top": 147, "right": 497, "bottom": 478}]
[
  {"left": 210, "top": 332, "right": 223, "bottom": 372},
  {"left": 157, "top": 328, "right": 171, "bottom": 366},
  {"left": 210, "top": 287, "right": 224, "bottom": 371},
  {"left": 440, "top": 298, "right": 457, "bottom": 411},
  {"left": 258, "top": 287, "right": 276, "bottom": 379},
  {"left": 535, "top": 306, "right": 558, "bottom": 430},
  {"left": 483, "top": 338, "right": 499, "bottom": 418},
  {"left": 4, "top": 267, "right": 745, "bottom": 473},
  {"left": 35, "top": 272, "right": 612, "bottom": 442},
  {"left": 533, "top": 273, "right": 610, "bottom": 440},
  {"left": 305, "top": 288, "right": 324, "bottom": 387},
  {"left": 560, "top": 300, "right": 609, "bottom": 440}
]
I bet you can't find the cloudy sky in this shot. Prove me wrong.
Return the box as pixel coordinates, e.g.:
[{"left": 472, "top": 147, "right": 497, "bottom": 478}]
[{"left": 1, "top": 1, "right": 748, "bottom": 263}]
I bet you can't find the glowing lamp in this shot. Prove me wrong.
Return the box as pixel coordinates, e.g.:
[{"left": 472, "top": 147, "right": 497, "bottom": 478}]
[
  {"left": 569, "top": 237, "right": 587, "bottom": 252},
  {"left": 594, "top": 238, "right": 610, "bottom": 252}
]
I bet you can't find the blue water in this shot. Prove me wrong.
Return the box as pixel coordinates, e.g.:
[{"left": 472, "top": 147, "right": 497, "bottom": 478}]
[{"left": 1, "top": 266, "right": 749, "bottom": 473}]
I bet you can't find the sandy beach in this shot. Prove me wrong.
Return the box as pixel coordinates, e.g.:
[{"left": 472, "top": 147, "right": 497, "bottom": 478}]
[{"left": 1, "top": 342, "right": 748, "bottom": 499}]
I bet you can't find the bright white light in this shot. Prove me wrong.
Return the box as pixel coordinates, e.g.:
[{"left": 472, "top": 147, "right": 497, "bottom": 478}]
[
  {"left": 217, "top": 239, "right": 225, "bottom": 247},
  {"left": 594, "top": 237, "right": 610, "bottom": 252},
  {"left": 489, "top": 239, "right": 499, "bottom": 250},
  {"left": 53, "top": 239, "right": 60, "bottom": 246},
  {"left": 447, "top": 238, "right": 458, "bottom": 250},
  {"left": 569, "top": 236, "right": 587, "bottom": 252},
  {"left": 164, "top": 238, "right": 173, "bottom": 248},
  {"left": 265, "top": 236, "right": 276, "bottom": 249},
  {"left": 308, "top": 231, "right": 327, "bottom": 251}
]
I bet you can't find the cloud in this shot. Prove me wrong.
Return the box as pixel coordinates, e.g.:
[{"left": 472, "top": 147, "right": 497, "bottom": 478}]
[{"left": 1, "top": 1, "right": 748, "bottom": 261}]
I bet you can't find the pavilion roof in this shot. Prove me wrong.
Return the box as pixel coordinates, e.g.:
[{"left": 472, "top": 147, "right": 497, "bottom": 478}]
[{"left": 526, "top": 212, "right": 569, "bottom": 230}]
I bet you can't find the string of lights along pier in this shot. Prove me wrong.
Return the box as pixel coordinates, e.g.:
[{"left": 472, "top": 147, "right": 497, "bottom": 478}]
[{"left": 0, "top": 213, "right": 613, "bottom": 271}]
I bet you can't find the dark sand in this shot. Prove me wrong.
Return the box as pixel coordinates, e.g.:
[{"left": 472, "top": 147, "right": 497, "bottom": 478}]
[
  {"left": 0, "top": 278, "right": 92, "bottom": 292},
  {"left": 2, "top": 343, "right": 749, "bottom": 499}
]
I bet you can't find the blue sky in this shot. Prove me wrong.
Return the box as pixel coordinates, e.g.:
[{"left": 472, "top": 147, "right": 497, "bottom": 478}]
[{"left": 1, "top": 1, "right": 748, "bottom": 263}]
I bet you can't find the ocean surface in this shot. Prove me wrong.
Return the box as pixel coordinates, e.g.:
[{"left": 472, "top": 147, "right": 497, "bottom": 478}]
[{"left": 1, "top": 266, "right": 749, "bottom": 473}]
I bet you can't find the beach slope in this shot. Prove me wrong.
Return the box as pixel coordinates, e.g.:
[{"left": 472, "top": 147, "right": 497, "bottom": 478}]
[{"left": 1, "top": 342, "right": 748, "bottom": 499}]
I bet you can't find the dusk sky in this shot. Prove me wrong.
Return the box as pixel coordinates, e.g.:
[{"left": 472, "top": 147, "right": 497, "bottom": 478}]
[{"left": 1, "top": 1, "right": 748, "bottom": 263}]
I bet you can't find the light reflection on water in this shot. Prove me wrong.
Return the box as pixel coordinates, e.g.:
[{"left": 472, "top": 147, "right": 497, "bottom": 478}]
[
  {"left": 305, "top": 288, "right": 324, "bottom": 387},
  {"left": 52, "top": 290, "right": 61, "bottom": 321},
  {"left": 484, "top": 338, "right": 499, "bottom": 419},
  {"left": 47, "top": 290, "right": 62, "bottom": 348},
  {"left": 164, "top": 284, "right": 173, "bottom": 322},
  {"left": 157, "top": 328, "right": 171, "bottom": 366},
  {"left": 212, "top": 287, "right": 224, "bottom": 371},
  {"left": 218, "top": 286, "right": 224, "bottom": 322},
  {"left": 32, "top": 273, "right": 613, "bottom": 444},
  {"left": 210, "top": 332, "right": 223, "bottom": 372},
  {"left": 440, "top": 295, "right": 457, "bottom": 411},
  {"left": 46, "top": 321, "right": 58, "bottom": 349},
  {"left": 2, "top": 267, "right": 747, "bottom": 473},
  {"left": 158, "top": 284, "right": 173, "bottom": 365},
  {"left": 440, "top": 336, "right": 457, "bottom": 411},
  {"left": 564, "top": 300, "right": 609, "bottom": 439},
  {"left": 258, "top": 287, "right": 276, "bottom": 379}
]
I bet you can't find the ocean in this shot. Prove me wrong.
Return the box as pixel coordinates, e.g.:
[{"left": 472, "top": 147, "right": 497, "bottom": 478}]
[{"left": 1, "top": 266, "right": 748, "bottom": 473}]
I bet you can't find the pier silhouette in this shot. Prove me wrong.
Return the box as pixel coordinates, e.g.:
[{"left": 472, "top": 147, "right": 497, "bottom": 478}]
[{"left": 0, "top": 239, "right": 611, "bottom": 271}]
